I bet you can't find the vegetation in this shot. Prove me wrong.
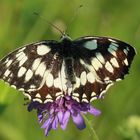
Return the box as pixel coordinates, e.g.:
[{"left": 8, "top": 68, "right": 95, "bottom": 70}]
[{"left": 0, "top": 0, "right": 140, "bottom": 140}]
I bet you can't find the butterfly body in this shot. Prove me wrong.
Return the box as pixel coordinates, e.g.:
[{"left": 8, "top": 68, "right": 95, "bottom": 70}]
[{"left": 0, "top": 34, "right": 136, "bottom": 103}]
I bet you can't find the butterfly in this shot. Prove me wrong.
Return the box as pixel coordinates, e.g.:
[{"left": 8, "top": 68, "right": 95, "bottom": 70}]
[{"left": 0, "top": 34, "right": 136, "bottom": 103}]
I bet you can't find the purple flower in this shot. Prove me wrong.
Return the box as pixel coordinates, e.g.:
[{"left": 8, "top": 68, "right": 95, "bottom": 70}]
[{"left": 28, "top": 96, "right": 101, "bottom": 136}]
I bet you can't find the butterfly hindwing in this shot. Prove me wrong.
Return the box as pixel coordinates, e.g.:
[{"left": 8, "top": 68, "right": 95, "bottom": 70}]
[
  {"left": 25, "top": 54, "right": 63, "bottom": 103},
  {"left": 72, "top": 59, "right": 110, "bottom": 103}
]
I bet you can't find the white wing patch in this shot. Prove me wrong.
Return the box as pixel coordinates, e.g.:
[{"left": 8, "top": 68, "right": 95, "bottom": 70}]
[
  {"left": 95, "top": 52, "right": 105, "bottom": 64},
  {"left": 54, "top": 74, "right": 62, "bottom": 90},
  {"left": 105, "top": 61, "right": 114, "bottom": 73},
  {"left": 18, "top": 67, "right": 27, "bottom": 77},
  {"left": 32, "top": 58, "right": 42, "bottom": 71},
  {"left": 124, "top": 58, "right": 128, "bottom": 66},
  {"left": 35, "top": 62, "right": 46, "bottom": 76},
  {"left": 87, "top": 72, "right": 95, "bottom": 83},
  {"left": 80, "top": 71, "right": 87, "bottom": 85},
  {"left": 25, "top": 69, "right": 33, "bottom": 82},
  {"left": 4, "top": 69, "right": 11, "bottom": 77},
  {"left": 91, "top": 57, "right": 103, "bottom": 70},
  {"left": 19, "top": 56, "right": 28, "bottom": 67},
  {"left": 110, "top": 58, "right": 119, "bottom": 68},
  {"left": 109, "top": 42, "right": 118, "bottom": 51},
  {"left": 60, "top": 60, "right": 68, "bottom": 92},
  {"left": 108, "top": 47, "right": 117, "bottom": 57},
  {"left": 37, "top": 45, "right": 51, "bottom": 56},
  {"left": 84, "top": 40, "right": 97, "bottom": 50},
  {"left": 46, "top": 72, "right": 54, "bottom": 87}
]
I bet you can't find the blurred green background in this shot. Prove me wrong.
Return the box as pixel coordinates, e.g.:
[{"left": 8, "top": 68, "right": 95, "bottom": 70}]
[{"left": 0, "top": 0, "right": 140, "bottom": 140}]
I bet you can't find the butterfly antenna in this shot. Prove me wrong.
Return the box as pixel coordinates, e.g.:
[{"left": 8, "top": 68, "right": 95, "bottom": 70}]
[
  {"left": 65, "top": 5, "right": 83, "bottom": 33},
  {"left": 34, "top": 12, "right": 64, "bottom": 36}
]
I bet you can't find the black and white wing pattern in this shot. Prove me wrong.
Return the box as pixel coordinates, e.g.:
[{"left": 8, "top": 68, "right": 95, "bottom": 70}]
[
  {"left": 0, "top": 40, "right": 64, "bottom": 103},
  {"left": 0, "top": 35, "right": 136, "bottom": 104},
  {"left": 70, "top": 36, "right": 136, "bottom": 102}
]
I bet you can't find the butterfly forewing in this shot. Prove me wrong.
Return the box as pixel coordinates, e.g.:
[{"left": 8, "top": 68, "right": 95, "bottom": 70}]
[
  {"left": 0, "top": 40, "right": 60, "bottom": 92},
  {"left": 71, "top": 36, "right": 135, "bottom": 102}
]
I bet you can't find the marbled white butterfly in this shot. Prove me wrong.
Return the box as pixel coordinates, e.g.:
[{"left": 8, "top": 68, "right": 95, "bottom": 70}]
[{"left": 0, "top": 34, "right": 136, "bottom": 103}]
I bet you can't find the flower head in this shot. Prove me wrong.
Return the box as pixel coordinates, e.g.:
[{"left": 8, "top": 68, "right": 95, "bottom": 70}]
[{"left": 28, "top": 96, "right": 101, "bottom": 136}]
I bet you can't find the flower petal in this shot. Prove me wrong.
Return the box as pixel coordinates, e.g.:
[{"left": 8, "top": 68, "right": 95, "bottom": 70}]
[
  {"left": 41, "top": 117, "right": 52, "bottom": 129},
  {"left": 72, "top": 112, "right": 86, "bottom": 130},
  {"left": 57, "top": 111, "right": 63, "bottom": 123},
  {"left": 41, "top": 117, "right": 53, "bottom": 136},
  {"left": 28, "top": 102, "right": 39, "bottom": 111},
  {"left": 38, "top": 114, "right": 43, "bottom": 123},
  {"left": 88, "top": 105, "right": 101, "bottom": 116},
  {"left": 28, "top": 95, "right": 101, "bottom": 137},
  {"left": 45, "top": 123, "right": 52, "bottom": 136},
  {"left": 60, "top": 111, "right": 70, "bottom": 130},
  {"left": 52, "top": 116, "right": 58, "bottom": 130}
]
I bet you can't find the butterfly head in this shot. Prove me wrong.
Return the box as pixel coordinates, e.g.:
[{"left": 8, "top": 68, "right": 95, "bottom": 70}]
[{"left": 60, "top": 33, "right": 72, "bottom": 42}]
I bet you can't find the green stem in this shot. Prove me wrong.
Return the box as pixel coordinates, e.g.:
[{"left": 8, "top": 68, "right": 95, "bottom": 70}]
[{"left": 84, "top": 116, "right": 100, "bottom": 140}]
